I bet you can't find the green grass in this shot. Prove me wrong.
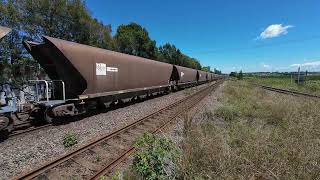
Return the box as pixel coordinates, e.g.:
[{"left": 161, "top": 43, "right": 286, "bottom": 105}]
[
  {"left": 177, "top": 80, "right": 320, "bottom": 179},
  {"left": 63, "top": 132, "right": 78, "bottom": 148},
  {"left": 245, "top": 75, "right": 320, "bottom": 96},
  {"left": 124, "top": 133, "right": 179, "bottom": 180}
]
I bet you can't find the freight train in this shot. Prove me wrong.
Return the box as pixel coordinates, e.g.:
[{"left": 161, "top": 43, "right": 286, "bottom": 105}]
[{"left": 0, "top": 26, "right": 222, "bottom": 134}]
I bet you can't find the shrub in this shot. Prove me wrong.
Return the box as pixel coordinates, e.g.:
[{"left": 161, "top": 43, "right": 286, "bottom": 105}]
[
  {"left": 214, "top": 105, "right": 238, "bottom": 121},
  {"left": 63, "top": 132, "right": 77, "bottom": 148},
  {"left": 110, "top": 171, "right": 121, "bottom": 180},
  {"left": 237, "top": 70, "right": 243, "bottom": 80},
  {"left": 131, "top": 133, "right": 179, "bottom": 180}
]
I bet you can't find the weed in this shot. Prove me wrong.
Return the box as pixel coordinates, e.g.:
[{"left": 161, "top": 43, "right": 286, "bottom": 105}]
[
  {"left": 184, "top": 88, "right": 194, "bottom": 96},
  {"left": 214, "top": 105, "right": 238, "bottom": 121},
  {"left": 98, "top": 176, "right": 106, "bottom": 180},
  {"left": 96, "top": 156, "right": 101, "bottom": 162},
  {"left": 203, "top": 108, "right": 215, "bottom": 121},
  {"left": 63, "top": 132, "right": 77, "bottom": 148},
  {"left": 111, "top": 171, "right": 121, "bottom": 180},
  {"left": 131, "top": 133, "right": 179, "bottom": 180}
]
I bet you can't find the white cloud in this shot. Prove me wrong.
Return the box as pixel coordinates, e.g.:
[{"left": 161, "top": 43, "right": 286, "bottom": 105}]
[
  {"left": 290, "top": 61, "right": 320, "bottom": 68},
  {"left": 263, "top": 64, "right": 270, "bottom": 68},
  {"left": 290, "top": 63, "right": 301, "bottom": 67},
  {"left": 258, "top": 24, "right": 293, "bottom": 39}
]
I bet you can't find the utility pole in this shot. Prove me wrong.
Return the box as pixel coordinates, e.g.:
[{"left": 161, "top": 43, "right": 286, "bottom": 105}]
[{"left": 297, "top": 67, "right": 300, "bottom": 84}]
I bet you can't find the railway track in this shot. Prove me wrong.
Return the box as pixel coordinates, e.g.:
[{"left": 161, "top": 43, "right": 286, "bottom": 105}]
[
  {"left": 9, "top": 124, "right": 52, "bottom": 137},
  {"left": 259, "top": 85, "right": 320, "bottom": 99},
  {"left": 7, "top": 112, "right": 53, "bottom": 138},
  {"left": 15, "top": 79, "right": 223, "bottom": 180}
]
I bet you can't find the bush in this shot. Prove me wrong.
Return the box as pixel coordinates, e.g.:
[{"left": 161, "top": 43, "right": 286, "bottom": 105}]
[
  {"left": 183, "top": 88, "right": 194, "bottom": 96},
  {"left": 131, "top": 133, "right": 179, "bottom": 180},
  {"left": 237, "top": 70, "right": 243, "bottom": 80},
  {"left": 63, "top": 132, "right": 78, "bottom": 148},
  {"left": 214, "top": 105, "right": 238, "bottom": 121}
]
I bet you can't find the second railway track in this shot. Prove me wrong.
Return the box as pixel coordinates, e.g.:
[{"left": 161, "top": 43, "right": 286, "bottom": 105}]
[
  {"left": 259, "top": 85, "right": 320, "bottom": 99},
  {"left": 16, "top": 79, "right": 224, "bottom": 180}
]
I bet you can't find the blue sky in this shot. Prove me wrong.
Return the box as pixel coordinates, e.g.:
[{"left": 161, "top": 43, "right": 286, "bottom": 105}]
[{"left": 86, "top": 0, "right": 320, "bottom": 73}]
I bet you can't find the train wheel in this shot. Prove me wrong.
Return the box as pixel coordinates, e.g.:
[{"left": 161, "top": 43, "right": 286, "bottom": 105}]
[
  {"left": 44, "top": 108, "right": 54, "bottom": 124},
  {"left": 0, "top": 116, "right": 10, "bottom": 131}
]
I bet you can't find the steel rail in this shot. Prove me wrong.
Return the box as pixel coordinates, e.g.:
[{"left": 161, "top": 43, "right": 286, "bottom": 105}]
[
  {"left": 9, "top": 124, "right": 52, "bottom": 137},
  {"left": 15, "top": 80, "right": 223, "bottom": 180},
  {"left": 258, "top": 85, "right": 320, "bottom": 99}
]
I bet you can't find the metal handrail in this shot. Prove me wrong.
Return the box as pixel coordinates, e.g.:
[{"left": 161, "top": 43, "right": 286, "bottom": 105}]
[
  {"left": 28, "top": 80, "right": 49, "bottom": 102},
  {"left": 47, "top": 80, "right": 65, "bottom": 101},
  {"left": 28, "top": 80, "right": 66, "bottom": 103}
]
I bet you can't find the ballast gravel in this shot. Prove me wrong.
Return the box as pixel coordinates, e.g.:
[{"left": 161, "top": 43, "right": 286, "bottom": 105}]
[{"left": 0, "top": 84, "right": 208, "bottom": 179}]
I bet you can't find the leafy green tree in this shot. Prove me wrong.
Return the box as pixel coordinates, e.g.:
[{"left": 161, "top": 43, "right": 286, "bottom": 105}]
[
  {"left": 20, "top": 0, "right": 112, "bottom": 47},
  {"left": 230, "top": 72, "right": 237, "bottom": 77},
  {"left": 0, "top": 0, "right": 25, "bottom": 64},
  {"left": 158, "top": 43, "right": 202, "bottom": 69},
  {"left": 113, "top": 23, "right": 158, "bottom": 59},
  {"left": 0, "top": 0, "right": 112, "bottom": 83},
  {"left": 237, "top": 70, "right": 243, "bottom": 80},
  {"left": 202, "top": 66, "right": 210, "bottom": 72},
  {"left": 158, "top": 43, "right": 182, "bottom": 64}
]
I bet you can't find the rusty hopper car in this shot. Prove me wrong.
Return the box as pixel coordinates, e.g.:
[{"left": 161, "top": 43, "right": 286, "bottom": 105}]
[
  {"left": 23, "top": 36, "right": 175, "bottom": 122},
  {"left": 172, "top": 65, "right": 198, "bottom": 89},
  {"left": 0, "top": 26, "right": 14, "bottom": 132},
  {"left": 198, "top": 70, "right": 208, "bottom": 83}
]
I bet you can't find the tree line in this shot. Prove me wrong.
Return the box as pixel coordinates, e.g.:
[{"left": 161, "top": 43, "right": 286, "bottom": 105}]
[{"left": 0, "top": 0, "right": 217, "bottom": 85}]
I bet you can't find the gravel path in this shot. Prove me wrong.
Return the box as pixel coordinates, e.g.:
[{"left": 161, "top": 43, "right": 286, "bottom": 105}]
[{"left": 0, "top": 84, "right": 208, "bottom": 179}]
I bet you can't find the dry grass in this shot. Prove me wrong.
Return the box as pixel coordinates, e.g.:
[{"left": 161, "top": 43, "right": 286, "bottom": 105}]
[{"left": 177, "top": 80, "right": 320, "bottom": 179}]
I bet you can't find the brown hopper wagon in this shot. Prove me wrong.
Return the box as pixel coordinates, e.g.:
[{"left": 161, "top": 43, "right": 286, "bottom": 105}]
[
  {"left": 23, "top": 36, "right": 202, "bottom": 122},
  {"left": 24, "top": 36, "right": 174, "bottom": 99},
  {"left": 0, "top": 26, "right": 224, "bottom": 137},
  {"left": 197, "top": 70, "right": 208, "bottom": 83},
  {"left": 172, "top": 65, "right": 198, "bottom": 89}
]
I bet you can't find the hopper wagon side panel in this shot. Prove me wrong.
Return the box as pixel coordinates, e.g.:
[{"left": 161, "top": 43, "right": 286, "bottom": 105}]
[
  {"left": 174, "top": 65, "right": 198, "bottom": 83},
  {"left": 31, "top": 36, "right": 173, "bottom": 98},
  {"left": 198, "top": 70, "right": 207, "bottom": 82}
]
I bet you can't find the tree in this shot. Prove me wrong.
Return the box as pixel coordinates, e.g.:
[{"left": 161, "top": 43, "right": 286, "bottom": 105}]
[
  {"left": 237, "top": 70, "right": 243, "bottom": 80},
  {"left": 230, "top": 72, "right": 237, "bottom": 77},
  {"left": 202, "top": 66, "right": 210, "bottom": 72},
  {"left": 113, "top": 23, "right": 158, "bottom": 59},
  {"left": 20, "top": 0, "right": 112, "bottom": 48},
  {"left": 0, "top": 0, "right": 113, "bottom": 84},
  {"left": 158, "top": 43, "right": 202, "bottom": 70},
  {"left": 0, "top": 0, "right": 25, "bottom": 64},
  {"left": 158, "top": 43, "right": 182, "bottom": 65}
]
